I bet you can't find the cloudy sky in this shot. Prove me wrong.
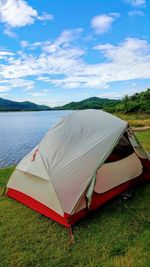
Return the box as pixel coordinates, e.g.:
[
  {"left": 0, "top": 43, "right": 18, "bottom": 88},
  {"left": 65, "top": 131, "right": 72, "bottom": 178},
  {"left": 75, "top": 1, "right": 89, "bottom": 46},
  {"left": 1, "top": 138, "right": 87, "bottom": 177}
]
[{"left": 0, "top": 0, "right": 150, "bottom": 106}]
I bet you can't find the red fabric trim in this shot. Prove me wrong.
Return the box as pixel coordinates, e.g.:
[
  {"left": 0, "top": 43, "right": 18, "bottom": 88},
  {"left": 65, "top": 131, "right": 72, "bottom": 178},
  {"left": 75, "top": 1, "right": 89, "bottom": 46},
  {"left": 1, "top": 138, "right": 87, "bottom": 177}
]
[
  {"left": 70, "top": 172, "right": 149, "bottom": 225},
  {"left": 90, "top": 175, "right": 145, "bottom": 211},
  {"left": 7, "top": 188, "right": 69, "bottom": 228},
  {"left": 31, "top": 148, "right": 38, "bottom": 161},
  {"left": 140, "top": 159, "right": 150, "bottom": 180},
  {"left": 69, "top": 208, "right": 88, "bottom": 225},
  {"left": 6, "top": 162, "right": 149, "bottom": 227}
]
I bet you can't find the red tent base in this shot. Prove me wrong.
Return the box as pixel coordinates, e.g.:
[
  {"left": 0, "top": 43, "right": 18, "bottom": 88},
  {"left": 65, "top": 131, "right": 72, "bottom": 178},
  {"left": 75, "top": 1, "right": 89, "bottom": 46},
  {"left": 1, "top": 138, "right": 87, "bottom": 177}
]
[
  {"left": 7, "top": 188, "right": 69, "bottom": 228},
  {"left": 70, "top": 170, "right": 149, "bottom": 225},
  {"left": 7, "top": 159, "right": 150, "bottom": 228}
]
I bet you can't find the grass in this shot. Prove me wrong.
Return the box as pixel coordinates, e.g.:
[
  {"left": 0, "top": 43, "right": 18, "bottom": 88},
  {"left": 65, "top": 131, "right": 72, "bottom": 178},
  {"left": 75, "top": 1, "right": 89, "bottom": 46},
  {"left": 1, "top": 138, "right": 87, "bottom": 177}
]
[
  {"left": 116, "top": 113, "right": 150, "bottom": 128},
  {"left": 135, "top": 130, "right": 150, "bottom": 152},
  {"left": 0, "top": 131, "right": 150, "bottom": 267}
]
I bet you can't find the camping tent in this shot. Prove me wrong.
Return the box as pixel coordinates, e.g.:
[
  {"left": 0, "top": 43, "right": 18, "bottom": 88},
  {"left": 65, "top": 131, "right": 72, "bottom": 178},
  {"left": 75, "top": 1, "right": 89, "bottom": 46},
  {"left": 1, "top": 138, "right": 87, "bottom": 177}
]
[{"left": 6, "top": 110, "right": 150, "bottom": 228}]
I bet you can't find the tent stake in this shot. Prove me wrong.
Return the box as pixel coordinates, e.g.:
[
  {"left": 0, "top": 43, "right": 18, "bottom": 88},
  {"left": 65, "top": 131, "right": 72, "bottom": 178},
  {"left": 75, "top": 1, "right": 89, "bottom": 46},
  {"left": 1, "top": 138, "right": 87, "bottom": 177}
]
[
  {"left": 1, "top": 187, "right": 6, "bottom": 197},
  {"left": 68, "top": 224, "right": 75, "bottom": 246}
]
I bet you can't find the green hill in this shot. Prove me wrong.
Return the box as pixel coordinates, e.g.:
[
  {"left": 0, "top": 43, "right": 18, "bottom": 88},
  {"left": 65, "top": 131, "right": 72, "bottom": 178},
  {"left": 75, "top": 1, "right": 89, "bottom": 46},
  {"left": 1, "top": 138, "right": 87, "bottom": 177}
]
[
  {"left": 106, "top": 89, "right": 150, "bottom": 114},
  {"left": 54, "top": 89, "right": 150, "bottom": 114},
  {"left": 0, "top": 98, "right": 51, "bottom": 111},
  {"left": 54, "top": 97, "right": 119, "bottom": 110},
  {"left": 1, "top": 89, "right": 149, "bottom": 113}
]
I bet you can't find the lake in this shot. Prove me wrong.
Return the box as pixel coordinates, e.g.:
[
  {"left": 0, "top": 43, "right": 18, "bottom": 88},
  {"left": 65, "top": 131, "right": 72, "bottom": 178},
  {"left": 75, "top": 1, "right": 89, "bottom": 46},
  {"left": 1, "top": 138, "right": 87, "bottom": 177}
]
[{"left": 0, "top": 111, "right": 72, "bottom": 168}]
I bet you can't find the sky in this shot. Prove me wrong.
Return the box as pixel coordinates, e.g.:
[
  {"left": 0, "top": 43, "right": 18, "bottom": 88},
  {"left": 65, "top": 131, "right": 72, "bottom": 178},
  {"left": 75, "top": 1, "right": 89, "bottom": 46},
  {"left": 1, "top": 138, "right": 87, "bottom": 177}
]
[{"left": 0, "top": 0, "right": 150, "bottom": 107}]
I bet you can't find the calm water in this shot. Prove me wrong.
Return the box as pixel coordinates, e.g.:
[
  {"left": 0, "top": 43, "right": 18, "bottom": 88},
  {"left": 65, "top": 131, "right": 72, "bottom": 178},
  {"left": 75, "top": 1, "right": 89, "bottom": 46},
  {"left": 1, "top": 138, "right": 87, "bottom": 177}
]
[{"left": 0, "top": 111, "right": 72, "bottom": 168}]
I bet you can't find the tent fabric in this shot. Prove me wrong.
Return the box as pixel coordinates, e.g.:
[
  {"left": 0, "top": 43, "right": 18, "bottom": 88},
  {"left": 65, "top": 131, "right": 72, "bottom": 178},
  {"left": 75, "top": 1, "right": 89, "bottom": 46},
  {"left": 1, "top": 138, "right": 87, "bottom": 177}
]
[
  {"left": 17, "top": 149, "right": 50, "bottom": 181},
  {"left": 6, "top": 109, "right": 149, "bottom": 226},
  {"left": 95, "top": 152, "right": 143, "bottom": 194},
  {"left": 7, "top": 169, "right": 64, "bottom": 215},
  {"left": 7, "top": 188, "right": 69, "bottom": 227},
  {"left": 9, "top": 110, "right": 127, "bottom": 214}
]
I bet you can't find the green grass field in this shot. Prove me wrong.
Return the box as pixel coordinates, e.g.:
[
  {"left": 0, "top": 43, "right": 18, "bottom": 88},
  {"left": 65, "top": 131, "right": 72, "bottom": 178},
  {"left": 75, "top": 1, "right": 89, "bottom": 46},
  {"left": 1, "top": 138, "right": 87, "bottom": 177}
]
[
  {"left": 135, "top": 130, "right": 150, "bottom": 152},
  {"left": 116, "top": 113, "right": 150, "bottom": 128},
  {"left": 0, "top": 131, "right": 150, "bottom": 267}
]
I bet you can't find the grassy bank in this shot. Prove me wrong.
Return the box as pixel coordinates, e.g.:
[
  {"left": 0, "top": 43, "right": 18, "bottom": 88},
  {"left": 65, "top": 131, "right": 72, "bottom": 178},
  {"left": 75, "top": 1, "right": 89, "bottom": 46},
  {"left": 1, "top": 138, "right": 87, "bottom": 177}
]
[
  {"left": 0, "top": 131, "right": 150, "bottom": 267},
  {"left": 135, "top": 130, "right": 150, "bottom": 151},
  {"left": 116, "top": 113, "right": 150, "bottom": 128}
]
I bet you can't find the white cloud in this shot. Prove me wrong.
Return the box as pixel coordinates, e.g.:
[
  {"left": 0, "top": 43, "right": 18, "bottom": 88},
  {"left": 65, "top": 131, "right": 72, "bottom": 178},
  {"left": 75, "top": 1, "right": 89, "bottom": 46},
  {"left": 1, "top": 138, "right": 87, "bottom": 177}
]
[
  {"left": 11, "top": 96, "right": 65, "bottom": 107},
  {"left": 35, "top": 98, "right": 71, "bottom": 107},
  {"left": 124, "top": 0, "right": 146, "bottom": 7},
  {"left": 97, "top": 86, "right": 148, "bottom": 99},
  {"left": 42, "top": 28, "right": 83, "bottom": 53},
  {"left": 10, "top": 79, "right": 35, "bottom": 90},
  {"left": 0, "top": 0, "right": 37, "bottom": 27},
  {"left": 47, "top": 76, "right": 107, "bottom": 89},
  {"left": 0, "top": 0, "right": 53, "bottom": 29},
  {"left": 0, "top": 93, "right": 8, "bottom": 97},
  {"left": 38, "top": 12, "right": 54, "bottom": 21},
  {"left": 20, "top": 40, "right": 29, "bottom": 48},
  {"left": 0, "top": 85, "right": 10, "bottom": 92},
  {"left": 94, "top": 38, "right": 149, "bottom": 64},
  {"left": 97, "top": 92, "right": 122, "bottom": 99},
  {"left": 56, "top": 28, "right": 83, "bottom": 44},
  {"left": 0, "top": 77, "right": 35, "bottom": 92},
  {"left": 20, "top": 40, "right": 43, "bottom": 50},
  {"left": 91, "top": 13, "right": 120, "bottom": 34},
  {"left": 0, "top": 33, "right": 150, "bottom": 92},
  {"left": 0, "top": 50, "right": 14, "bottom": 60},
  {"left": 128, "top": 10, "right": 144, "bottom": 16},
  {"left": 20, "top": 29, "right": 83, "bottom": 53},
  {"left": 29, "top": 92, "right": 46, "bottom": 97},
  {"left": 31, "top": 42, "right": 42, "bottom": 48},
  {"left": 37, "top": 76, "right": 50, "bottom": 82},
  {"left": 3, "top": 27, "right": 17, "bottom": 37},
  {"left": 0, "top": 51, "right": 14, "bottom": 56}
]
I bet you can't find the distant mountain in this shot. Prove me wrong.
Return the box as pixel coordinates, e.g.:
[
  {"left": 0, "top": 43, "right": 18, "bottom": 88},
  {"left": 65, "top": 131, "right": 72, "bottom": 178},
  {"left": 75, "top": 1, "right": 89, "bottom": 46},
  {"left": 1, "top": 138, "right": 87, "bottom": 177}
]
[
  {"left": 1, "top": 88, "right": 149, "bottom": 113},
  {"left": 0, "top": 98, "right": 51, "bottom": 111},
  {"left": 54, "top": 97, "right": 119, "bottom": 110},
  {"left": 54, "top": 89, "right": 150, "bottom": 114}
]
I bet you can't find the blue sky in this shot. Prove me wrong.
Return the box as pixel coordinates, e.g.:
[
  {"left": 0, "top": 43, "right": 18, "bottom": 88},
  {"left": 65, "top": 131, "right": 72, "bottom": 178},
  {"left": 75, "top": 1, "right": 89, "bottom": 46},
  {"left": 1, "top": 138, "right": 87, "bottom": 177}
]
[{"left": 0, "top": 0, "right": 150, "bottom": 106}]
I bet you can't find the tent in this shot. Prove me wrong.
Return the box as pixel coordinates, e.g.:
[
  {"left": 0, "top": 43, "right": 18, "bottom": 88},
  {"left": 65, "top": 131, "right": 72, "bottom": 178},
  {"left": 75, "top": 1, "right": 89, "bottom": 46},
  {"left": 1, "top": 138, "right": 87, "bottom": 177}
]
[{"left": 6, "top": 110, "right": 150, "bottom": 228}]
